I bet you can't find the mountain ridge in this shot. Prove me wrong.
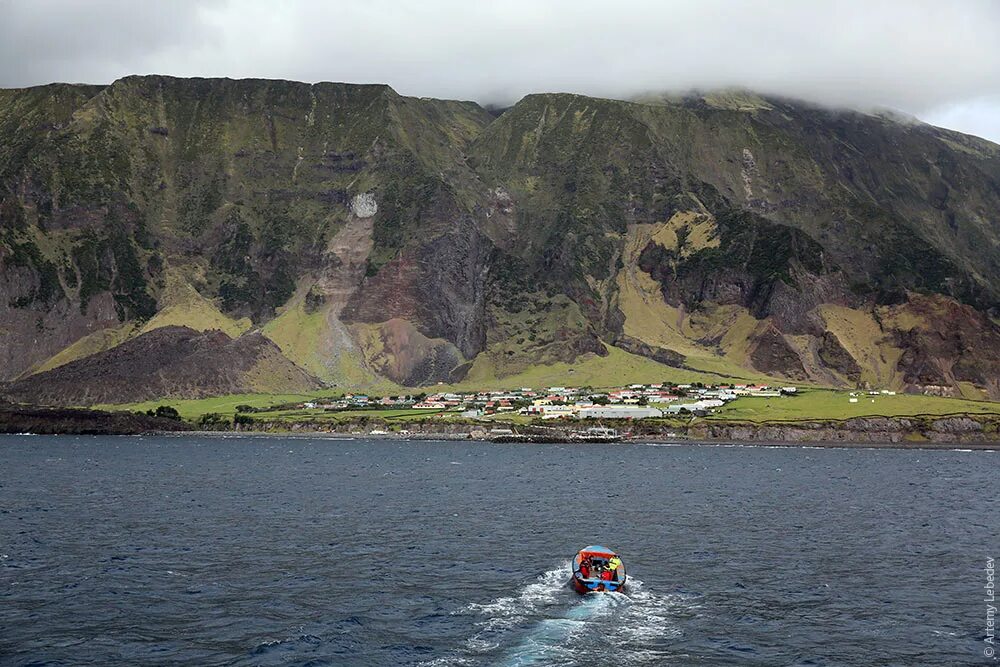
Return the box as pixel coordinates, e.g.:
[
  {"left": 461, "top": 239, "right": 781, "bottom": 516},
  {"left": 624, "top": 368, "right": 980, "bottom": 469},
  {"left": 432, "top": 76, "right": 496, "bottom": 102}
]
[{"left": 2, "top": 75, "right": 998, "bottom": 404}]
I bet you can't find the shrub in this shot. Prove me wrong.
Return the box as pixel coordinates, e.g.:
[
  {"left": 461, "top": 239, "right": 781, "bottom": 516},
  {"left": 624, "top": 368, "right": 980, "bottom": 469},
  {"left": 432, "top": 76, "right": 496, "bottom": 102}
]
[
  {"left": 148, "top": 405, "right": 181, "bottom": 420},
  {"left": 198, "top": 412, "right": 230, "bottom": 428}
]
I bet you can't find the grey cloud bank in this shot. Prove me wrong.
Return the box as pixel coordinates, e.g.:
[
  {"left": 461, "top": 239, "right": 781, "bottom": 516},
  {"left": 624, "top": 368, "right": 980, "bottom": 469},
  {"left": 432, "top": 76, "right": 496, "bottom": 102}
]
[{"left": 2, "top": 0, "right": 999, "bottom": 142}]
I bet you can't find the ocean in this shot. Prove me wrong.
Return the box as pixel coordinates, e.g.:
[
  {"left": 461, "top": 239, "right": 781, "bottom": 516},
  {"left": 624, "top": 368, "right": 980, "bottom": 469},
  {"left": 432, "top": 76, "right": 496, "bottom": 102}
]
[{"left": 1, "top": 435, "right": 995, "bottom": 665}]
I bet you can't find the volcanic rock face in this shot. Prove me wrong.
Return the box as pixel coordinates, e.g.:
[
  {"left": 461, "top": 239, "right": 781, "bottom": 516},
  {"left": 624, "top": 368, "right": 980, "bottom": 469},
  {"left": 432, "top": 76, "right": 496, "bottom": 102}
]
[
  {"left": 818, "top": 331, "right": 863, "bottom": 384},
  {"left": 615, "top": 335, "right": 685, "bottom": 367},
  {"left": 2, "top": 326, "right": 321, "bottom": 405},
  {"left": 884, "top": 295, "right": 1000, "bottom": 397},
  {"left": 2, "top": 78, "right": 999, "bottom": 401},
  {"left": 747, "top": 325, "right": 809, "bottom": 381}
]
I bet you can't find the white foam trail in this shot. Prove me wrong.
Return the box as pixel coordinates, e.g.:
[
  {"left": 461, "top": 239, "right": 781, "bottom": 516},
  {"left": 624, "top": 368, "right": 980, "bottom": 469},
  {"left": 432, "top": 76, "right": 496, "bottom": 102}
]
[
  {"left": 608, "top": 579, "right": 691, "bottom": 648},
  {"left": 461, "top": 562, "right": 572, "bottom": 646},
  {"left": 428, "top": 563, "right": 698, "bottom": 666},
  {"left": 500, "top": 583, "right": 692, "bottom": 666},
  {"left": 501, "top": 594, "right": 618, "bottom": 666}
]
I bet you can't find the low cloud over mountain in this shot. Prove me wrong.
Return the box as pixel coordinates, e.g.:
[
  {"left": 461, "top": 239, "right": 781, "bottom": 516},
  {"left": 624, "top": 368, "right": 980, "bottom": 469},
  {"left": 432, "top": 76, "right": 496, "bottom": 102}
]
[{"left": 2, "top": 0, "right": 999, "bottom": 140}]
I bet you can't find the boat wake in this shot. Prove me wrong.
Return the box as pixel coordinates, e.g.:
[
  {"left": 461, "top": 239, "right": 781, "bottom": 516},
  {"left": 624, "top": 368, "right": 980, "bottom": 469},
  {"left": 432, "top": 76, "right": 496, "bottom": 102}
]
[
  {"left": 460, "top": 563, "right": 572, "bottom": 652},
  {"left": 425, "top": 562, "right": 697, "bottom": 666}
]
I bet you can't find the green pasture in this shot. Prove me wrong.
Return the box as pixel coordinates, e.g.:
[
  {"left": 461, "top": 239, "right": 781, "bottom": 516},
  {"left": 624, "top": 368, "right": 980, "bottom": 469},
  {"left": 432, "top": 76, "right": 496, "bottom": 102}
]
[{"left": 709, "top": 389, "right": 1000, "bottom": 423}]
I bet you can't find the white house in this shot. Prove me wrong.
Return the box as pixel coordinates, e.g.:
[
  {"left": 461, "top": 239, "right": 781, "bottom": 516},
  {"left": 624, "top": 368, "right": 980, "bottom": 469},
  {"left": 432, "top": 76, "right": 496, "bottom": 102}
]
[
  {"left": 522, "top": 404, "right": 577, "bottom": 418},
  {"left": 665, "top": 399, "right": 725, "bottom": 414},
  {"left": 577, "top": 406, "right": 663, "bottom": 419}
]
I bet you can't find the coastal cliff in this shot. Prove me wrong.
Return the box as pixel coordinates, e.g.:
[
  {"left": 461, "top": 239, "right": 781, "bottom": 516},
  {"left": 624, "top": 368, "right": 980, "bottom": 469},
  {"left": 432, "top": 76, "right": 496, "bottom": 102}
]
[{"left": 2, "top": 78, "right": 1000, "bottom": 404}]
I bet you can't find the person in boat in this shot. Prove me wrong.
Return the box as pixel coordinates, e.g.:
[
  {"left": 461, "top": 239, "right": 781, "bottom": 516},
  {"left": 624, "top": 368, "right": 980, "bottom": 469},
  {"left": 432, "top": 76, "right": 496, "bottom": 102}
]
[
  {"left": 607, "top": 555, "right": 622, "bottom": 581},
  {"left": 579, "top": 557, "right": 591, "bottom": 579}
]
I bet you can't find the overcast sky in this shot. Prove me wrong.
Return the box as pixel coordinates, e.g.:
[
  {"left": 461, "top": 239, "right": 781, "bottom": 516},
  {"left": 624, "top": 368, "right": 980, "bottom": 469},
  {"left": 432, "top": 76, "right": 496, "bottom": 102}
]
[{"left": 2, "top": 0, "right": 999, "bottom": 142}]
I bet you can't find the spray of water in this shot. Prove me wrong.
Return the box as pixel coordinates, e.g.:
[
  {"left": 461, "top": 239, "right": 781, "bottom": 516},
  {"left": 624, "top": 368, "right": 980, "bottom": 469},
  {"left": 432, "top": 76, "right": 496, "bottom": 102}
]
[
  {"left": 461, "top": 563, "right": 574, "bottom": 651},
  {"left": 427, "top": 561, "right": 698, "bottom": 666}
]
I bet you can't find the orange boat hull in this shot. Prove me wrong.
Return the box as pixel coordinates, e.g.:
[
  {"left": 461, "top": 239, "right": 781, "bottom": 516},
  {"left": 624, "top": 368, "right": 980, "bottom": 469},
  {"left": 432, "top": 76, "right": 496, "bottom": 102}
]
[{"left": 569, "top": 545, "right": 626, "bottom": 594}]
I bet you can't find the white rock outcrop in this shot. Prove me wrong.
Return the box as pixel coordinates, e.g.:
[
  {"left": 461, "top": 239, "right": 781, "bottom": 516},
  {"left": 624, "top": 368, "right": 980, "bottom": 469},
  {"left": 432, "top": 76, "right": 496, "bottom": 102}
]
[
  {"left": 741, "top": 148, "right": 757, "bottom": 200},
  {"left": 351, "top": 192, "right": 378, "bottom": 218}
]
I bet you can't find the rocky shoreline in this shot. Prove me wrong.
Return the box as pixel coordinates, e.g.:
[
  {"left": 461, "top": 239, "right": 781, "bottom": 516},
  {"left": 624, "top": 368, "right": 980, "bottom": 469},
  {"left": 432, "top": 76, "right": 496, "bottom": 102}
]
[
  {"left": 0, "top": 403, "right": 193, "bottom": 435},
  {"left": 2, "top": 404, "right": 998, "bottom": 448},
  {"left": 214, "top": 414, "right": 1000, "bottom": 449},
  {"left": 686, "top": 416, "right": 1000, "bottom": 446}
]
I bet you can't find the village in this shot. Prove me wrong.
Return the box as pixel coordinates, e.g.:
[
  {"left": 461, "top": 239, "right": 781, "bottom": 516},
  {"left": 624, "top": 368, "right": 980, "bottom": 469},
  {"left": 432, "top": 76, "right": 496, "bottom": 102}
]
[{"left": 297, "top": 382, "right": 801, "bottom": 420}]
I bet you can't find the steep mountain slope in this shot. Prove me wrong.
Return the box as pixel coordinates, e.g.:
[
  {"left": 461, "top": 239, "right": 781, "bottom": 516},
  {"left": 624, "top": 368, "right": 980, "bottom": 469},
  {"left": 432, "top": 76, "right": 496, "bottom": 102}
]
[
  {"left": 0, "top": 76, "right": 496, "bottom": 388},
  {"left": 466, "top": 91, "right": 1000, "bottom": 396},
  {"left": 3, "top": 325, "right": 322, "bottom": 405},
  {"left": 2, "top": 78, "right": 999, "bottom": 403}
]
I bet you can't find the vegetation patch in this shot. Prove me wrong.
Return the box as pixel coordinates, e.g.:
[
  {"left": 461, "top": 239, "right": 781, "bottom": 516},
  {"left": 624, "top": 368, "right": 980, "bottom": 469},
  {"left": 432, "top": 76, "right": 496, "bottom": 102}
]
[
  {"left": 104, "top": 391, "right": 336, "bottom": 422},
  {"left": 615, "top": 222, "right": 774, "bottom": 381},
  {"left": 709, "top": 388, "right": 1000, "bottom": 423},
  {"left": 139, "top": 271, "right": 251, "bottom": 338},
  {"left": 27, "top": 323, "right": 140, "bottom": 376},
  {"left": 1, "top": 234, "right": 63, "bottom": 306},
  {"left": 817, "top": 304, "right": 903, "bottom": 389},
  {"left": 454, "top": 343, "right": 731, "bottom": 392}
]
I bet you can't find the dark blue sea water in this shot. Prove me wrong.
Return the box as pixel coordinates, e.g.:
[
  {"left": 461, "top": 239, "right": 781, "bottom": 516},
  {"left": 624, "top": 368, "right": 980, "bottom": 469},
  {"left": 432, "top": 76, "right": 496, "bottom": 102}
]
[{"left": 1, "top": 435, "right": 996, "bottom": 666}]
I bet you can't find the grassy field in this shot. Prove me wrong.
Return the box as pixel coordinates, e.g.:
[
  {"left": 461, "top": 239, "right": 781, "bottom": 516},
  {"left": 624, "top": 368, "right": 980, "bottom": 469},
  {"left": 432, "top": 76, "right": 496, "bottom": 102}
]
[
  {"left": 257, "top": 407, "right": 455, "bottom": 423},
  {"left": 100, "top": 392, "right": 339, "bottom": 421},
  {"left": 709, "top": 389, "right": 1000, "bottom": 422},
  {"left": 449, "top": 345, "right": 746, "bottom": 392},
  {"left": 104, "top": 386, "right": 1000, "bottom": 426},
  {"left": 102, "top": 394, "right": 460, "bottom": 423}
]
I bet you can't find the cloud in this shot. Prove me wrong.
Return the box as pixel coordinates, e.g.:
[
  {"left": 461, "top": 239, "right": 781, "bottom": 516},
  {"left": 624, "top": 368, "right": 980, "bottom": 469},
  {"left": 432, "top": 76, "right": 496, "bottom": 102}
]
[
  {"left": 922, "top": 96, "right": 1000, "bottom": 144},
  {"left": 1, "top": 0, "right": 999, "bottom": 141},
  {"left": 0, "top": 0, "right": 221, "bottom": 84}
]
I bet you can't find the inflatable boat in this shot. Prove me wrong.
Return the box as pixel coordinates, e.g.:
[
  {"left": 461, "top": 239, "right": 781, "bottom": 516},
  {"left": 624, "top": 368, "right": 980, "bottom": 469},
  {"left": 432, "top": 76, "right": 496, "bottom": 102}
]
[{"left": 570, "top": 545, "right": 626, "bottom": 594}]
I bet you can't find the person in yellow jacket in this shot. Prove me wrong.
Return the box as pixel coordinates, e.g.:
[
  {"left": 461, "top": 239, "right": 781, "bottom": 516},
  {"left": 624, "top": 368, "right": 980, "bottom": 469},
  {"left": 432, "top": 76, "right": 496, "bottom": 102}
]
[{"left": 607, "top": 556, "right": 622, "bottom": 579}]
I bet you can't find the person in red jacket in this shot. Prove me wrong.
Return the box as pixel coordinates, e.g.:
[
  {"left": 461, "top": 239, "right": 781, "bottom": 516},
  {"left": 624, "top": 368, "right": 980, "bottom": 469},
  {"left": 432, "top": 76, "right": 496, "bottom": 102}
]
[{"left": 579, "top": 558, "right": 591, "bottom": 579}]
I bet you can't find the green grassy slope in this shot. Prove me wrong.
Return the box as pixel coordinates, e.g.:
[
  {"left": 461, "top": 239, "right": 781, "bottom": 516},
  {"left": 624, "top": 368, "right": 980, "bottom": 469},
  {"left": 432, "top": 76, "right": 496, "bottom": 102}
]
[
  {"left": 710, "top": 389, "right": 1000, "bottom": 422},
  {"left": 99, "top": 392, "right": 333, "bottom": 422},
  {"left": 103, "top": 386, "right": 1000, "bottom": 424}
]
